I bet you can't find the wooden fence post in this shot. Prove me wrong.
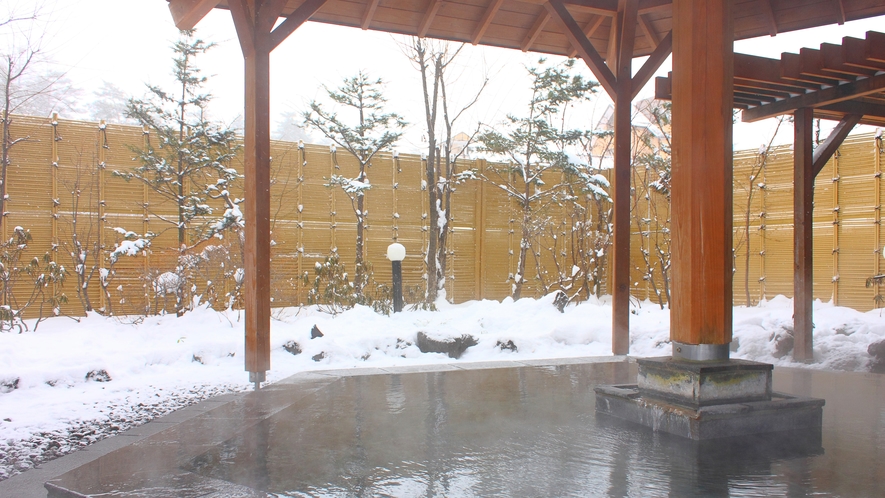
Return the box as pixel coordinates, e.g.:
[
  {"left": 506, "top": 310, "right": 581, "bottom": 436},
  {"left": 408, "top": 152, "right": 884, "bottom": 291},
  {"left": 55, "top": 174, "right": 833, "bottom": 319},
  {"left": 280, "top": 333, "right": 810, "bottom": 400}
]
[{"left": 474, "top": 159, "right": 485, "bottom": 301}]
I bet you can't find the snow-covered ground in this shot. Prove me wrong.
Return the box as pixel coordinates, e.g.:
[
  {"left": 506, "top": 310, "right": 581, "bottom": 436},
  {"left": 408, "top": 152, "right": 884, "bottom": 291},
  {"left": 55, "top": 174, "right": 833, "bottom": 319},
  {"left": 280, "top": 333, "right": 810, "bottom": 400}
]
[{"left": 2, "top": 294, "right": 884, "bottom": 480}]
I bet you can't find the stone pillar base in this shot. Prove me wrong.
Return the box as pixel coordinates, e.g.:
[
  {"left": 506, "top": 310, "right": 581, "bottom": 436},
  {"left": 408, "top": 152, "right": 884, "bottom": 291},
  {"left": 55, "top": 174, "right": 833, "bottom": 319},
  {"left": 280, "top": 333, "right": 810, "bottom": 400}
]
[{"left": 595, "top": 357, "right": 825, "bottom": 440}]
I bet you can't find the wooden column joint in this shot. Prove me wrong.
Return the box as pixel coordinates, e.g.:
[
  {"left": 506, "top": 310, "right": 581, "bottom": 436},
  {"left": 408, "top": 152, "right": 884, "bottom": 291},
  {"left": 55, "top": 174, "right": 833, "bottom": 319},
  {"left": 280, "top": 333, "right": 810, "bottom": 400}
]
[
  {"left": 546, "top": 0, "right": 616, "bottom": 97},
  {"left": 812, "top": 113, "right": 861, "bottom": 176}
]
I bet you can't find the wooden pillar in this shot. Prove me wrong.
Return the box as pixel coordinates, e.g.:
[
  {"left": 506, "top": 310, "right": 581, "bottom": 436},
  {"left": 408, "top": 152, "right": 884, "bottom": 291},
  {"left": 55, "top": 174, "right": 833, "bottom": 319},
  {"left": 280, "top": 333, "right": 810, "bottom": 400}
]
[
  {"left": 243, "top": 45, "right": 272, "bottom": 379},
  {"left": 547, "top": 0, "right": 672, "bottom": 355},
  {"left": 792, "top": 112, "right": 859, "bottom": 362},
  {"left": 670, "top": 0, "right": 734, "bottom": 350},
  {"left": 225, "top": 0, "right": 326, "bottom": 385},
  {"left": 611, "top": 0, "right": 637, "bottom": 355},
  {"left": 793, "top": 107, "right": 814, "bottom": 362}
]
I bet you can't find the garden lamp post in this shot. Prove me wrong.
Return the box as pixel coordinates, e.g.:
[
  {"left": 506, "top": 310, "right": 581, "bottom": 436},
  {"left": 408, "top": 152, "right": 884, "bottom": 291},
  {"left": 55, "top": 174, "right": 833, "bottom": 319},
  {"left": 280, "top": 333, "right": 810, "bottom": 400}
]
[{"left": 387, "top": 243, "right": 405, "bottom": 313}]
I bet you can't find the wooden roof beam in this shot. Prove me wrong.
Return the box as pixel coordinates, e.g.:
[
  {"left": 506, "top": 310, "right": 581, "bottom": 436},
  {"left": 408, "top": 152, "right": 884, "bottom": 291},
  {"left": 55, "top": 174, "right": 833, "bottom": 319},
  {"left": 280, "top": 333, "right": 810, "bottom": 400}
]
[
  {"left": 522, "top": 11, "right": 551, "bottom": 51},
  {"left": 168, "top": 0, "right": 218, "bottom": 30},
  {"left": 742, "top": 72, "right": 885, "bottom": 122},
  {"left": 567, "top": 14, "right": 606, "bottom": 57},
  {"left": 606, "top": 15, "right": 618, "bottom": 68},
  {"left": 361, "top": 0, "right": 381, "bottom": 30},
  {"left": 557, "top": 0, "right": 671, "bottom": 15},
  {"left": 818, "top": 102, "right": 885, "bottom": 125},
  {"left": 812, "top": 113, "right": 860, "bottom": 176},
  {"left": 270, "top": 0, "right": 327, "bottom": 50},
  {"left": 831, "top": 0, "right": 846, "bottom": 25},
  {"left": 418, "top": 0, "right": 445, "bottom": 38},
  {"left": 758, "top": 0, "right": 778, "bottom": 36},
  {"left": 637, "top": 14, "right": 660, "bottom": 48},
  {"left": 546, "top": 0, "right": 617, "bottom": 97},
  {"left": 472, "top": 0, "right": 505, "bottom": 45}
]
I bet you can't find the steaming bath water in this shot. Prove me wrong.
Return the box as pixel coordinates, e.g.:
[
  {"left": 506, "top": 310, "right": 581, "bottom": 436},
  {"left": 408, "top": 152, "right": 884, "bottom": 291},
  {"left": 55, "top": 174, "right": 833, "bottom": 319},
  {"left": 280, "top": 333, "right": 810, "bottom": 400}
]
[
  {"left": 44, "top": 360, "right": 884, "bottom": 497},
  {"left": 176, "top": 363, "right": 881, "bottom": 497}
]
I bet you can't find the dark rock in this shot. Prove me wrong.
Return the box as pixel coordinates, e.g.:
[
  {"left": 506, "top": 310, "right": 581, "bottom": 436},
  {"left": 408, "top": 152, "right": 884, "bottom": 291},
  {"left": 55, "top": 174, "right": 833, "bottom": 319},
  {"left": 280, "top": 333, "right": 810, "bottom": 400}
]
[
  {"left": 283, "top": 340, "right": 302, "bottom": 355},
  {"left": 312, "top": 352, "right": 327, "bottom": 362},
  {"left": 395, "top": 338, "right": 411, "bottom": 349},
  {"left": 1, "top": 377, "right": 19, "bottom": 393},
  {"left": 85, "top": 369, "right": 112, "bottom": 383},
  {"left": 311, "top": 325, "right": 324, "bottom": 339},
  {"left": 553, "top": 290, "right": 568, "bottom": 313},
  {"left": 416, "top": 331, "right": 477, "bottom": 359},
  {"left": 770, "top": 327, "right": 794, "bottom": 359},
  {"left": 496, "top": 340, "right": 518, "bottom": 352},
  {"left": 868, "top": 339, "right": 885, "bottom": 373},
  {"left": 192, "top": 354, "right": 204, "bottom": 364}
]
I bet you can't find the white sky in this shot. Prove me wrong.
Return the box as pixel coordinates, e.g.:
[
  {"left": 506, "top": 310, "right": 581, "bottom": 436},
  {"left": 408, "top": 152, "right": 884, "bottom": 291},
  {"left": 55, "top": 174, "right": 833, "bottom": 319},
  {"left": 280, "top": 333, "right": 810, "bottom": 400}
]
[{"left": 36, "top": 1, "right": 885, "bottom": 153}]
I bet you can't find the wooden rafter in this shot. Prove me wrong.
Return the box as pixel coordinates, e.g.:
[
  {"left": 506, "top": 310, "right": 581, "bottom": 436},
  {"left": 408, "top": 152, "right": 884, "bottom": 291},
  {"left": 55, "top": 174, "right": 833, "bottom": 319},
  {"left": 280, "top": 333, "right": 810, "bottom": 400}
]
[
  {"left": 819, "top": 43, "right": 877, "bottom": 78},
  {"left": 471, "top": 0, "right": 505, "bottom": 45},
  {"left": 606, "top": 15, "right": 618, "bottom": 69},
  {"left": 842, "top": 36, "right": 885, "bottom": 72},
  {"left": 418, "top": 0, "right": 444, "bottom": 38},
  {"left": 521, "top": 11, "right": 551, "bottom": 51},
  {"left": 637, "top": 14, "right": 659, "bottom": 48},
  {"left": 361, "top": 0, "right": 381, "bottom": 29},
  {"left": 168, "top": 0, "right": 218, "bottom": 30},
  {"left": 782, "top": 52, "right": 843, "bottom": 87},
  {"left": 182, "top": 1, "right": 885, "bottom": 63},
  {"left": 557, "top": 0, "right": 671, "bottom": 15},
  {"left": 546, "top": 0, "right": 616, "bottom": 97},
  {"left": 566, "top": 14, "right": 605, "bottom": 57},
  {"left": 744, "top": 73, "right": 885, "bottom": 121},
  {"left": 758, "top": 0, "right": 778, "bottom": 36},
  {"left": 831, "top": 0, "right": 846, "bottom": 24}
]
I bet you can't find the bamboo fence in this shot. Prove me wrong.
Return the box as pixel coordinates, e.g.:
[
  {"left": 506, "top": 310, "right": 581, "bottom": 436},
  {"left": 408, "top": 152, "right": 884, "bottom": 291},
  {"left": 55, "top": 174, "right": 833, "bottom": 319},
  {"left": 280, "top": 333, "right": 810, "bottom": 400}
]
[{"left": 1, "top": 114, "right": 883, "bottom": 318}]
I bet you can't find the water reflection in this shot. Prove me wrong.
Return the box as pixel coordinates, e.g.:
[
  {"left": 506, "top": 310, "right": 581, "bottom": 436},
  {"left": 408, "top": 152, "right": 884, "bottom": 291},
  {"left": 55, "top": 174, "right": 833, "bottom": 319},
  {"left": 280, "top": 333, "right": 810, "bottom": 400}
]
[
  {"left": 48, "top": 363, "right": 883, "bottom": 498},
  {"left": 179, "top": 363, "right": 875, "bottom": 497}
]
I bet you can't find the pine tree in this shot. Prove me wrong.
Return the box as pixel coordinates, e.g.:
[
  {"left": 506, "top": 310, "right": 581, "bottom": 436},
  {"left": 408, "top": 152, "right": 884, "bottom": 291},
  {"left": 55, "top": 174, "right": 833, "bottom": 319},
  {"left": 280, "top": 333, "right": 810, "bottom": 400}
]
[
  {"left": 303, "top": 71, "right": 406, "bottom": 296},
  {"left": 478, "top": 58, "right": 598, "bottom": 299},
  {"left": 116, "top": 29, "right": 242, "bottom": 249},
  {"left": 113, "top": 29, "right": 242, "bottom": 315}
]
